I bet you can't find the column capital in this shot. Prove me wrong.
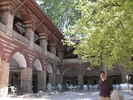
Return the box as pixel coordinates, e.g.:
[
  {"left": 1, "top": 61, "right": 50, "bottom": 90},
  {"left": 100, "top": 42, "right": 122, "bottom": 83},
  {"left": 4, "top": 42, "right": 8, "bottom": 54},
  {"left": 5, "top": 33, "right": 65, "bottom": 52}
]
[
  {"left": 50, "top": 44, "right": 56, "bottom": 55},
  {"left": 0, "top": 1, "right": 11, "bottom": 13},
  {"left": 23, "top": 21, "right": 33, "bottom": 30},
  {"left": 25, "top": 30, "right": 34, "bottom": 48},
  {"left": 50, "top": 43, "right": 56, "bottom": 47},
  {"left": 39, "top": 33, "right": 47, "bottom": 41}
]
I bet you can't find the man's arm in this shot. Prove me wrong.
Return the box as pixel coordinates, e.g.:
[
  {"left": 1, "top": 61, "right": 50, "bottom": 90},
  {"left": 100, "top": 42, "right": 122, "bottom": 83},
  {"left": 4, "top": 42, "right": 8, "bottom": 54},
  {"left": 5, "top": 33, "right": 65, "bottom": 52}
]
[
  {"left": 110, "top": 90, "right": 113, "bottom": 94},
  {"left": 109, "top": 80, "right": 113, "bottom": 94}
]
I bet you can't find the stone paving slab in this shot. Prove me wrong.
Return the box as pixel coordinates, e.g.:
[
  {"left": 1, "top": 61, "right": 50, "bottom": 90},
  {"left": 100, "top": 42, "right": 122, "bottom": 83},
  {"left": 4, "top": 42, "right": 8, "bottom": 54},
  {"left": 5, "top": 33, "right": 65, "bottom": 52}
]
[{"left": 1, "top": 90, "right": 133, "bottom": 100}]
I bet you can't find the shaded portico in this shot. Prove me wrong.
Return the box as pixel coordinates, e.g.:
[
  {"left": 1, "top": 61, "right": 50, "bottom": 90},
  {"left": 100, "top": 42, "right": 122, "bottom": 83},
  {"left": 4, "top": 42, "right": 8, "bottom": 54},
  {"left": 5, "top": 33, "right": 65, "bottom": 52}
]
[
  {"left": 83, "top": 68, "right": 99, "bottom": 85},
  {"left": 63, "top": 68, "right": 78, "bottom": 86},
  {"left": 107, "top": 67, "right": 122, "bottom": 84}
]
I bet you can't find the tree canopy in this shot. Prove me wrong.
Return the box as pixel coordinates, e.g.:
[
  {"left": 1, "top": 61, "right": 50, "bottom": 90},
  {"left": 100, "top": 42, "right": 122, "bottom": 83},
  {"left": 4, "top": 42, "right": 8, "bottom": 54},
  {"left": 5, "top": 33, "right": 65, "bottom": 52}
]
[
  {"left": 64, "top": 0, "right": 133, "bottom": 70},
  {"left": 36, "top": 0, "right": 133, "bottom": 71},
  {"left": 36, "top": 0, "right": 81, "bottom": 33}
]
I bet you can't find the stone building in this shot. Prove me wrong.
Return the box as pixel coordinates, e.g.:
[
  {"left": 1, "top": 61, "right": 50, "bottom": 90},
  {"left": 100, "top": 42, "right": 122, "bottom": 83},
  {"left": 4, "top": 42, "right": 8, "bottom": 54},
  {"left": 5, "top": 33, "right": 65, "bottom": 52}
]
[{"left": 0, "top": 0, "right": 132, "bottom": 96}]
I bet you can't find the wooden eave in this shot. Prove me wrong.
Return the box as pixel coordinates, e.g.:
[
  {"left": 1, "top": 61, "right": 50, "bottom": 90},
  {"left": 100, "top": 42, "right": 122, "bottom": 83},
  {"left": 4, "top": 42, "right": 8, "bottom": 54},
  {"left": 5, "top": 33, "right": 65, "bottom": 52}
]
[{"left": 23, "top": 0, "right": 64, "bottom": 41}]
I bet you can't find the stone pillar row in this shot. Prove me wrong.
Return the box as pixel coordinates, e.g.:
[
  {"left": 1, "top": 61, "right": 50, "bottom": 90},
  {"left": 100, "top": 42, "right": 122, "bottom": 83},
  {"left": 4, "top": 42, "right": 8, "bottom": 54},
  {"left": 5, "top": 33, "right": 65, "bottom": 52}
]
[
  {"left": 0, "top": 12, "right": 64, "bottom": 58},
  {"left": 0, "top": 63, "right": 127, "bottom": 97}
]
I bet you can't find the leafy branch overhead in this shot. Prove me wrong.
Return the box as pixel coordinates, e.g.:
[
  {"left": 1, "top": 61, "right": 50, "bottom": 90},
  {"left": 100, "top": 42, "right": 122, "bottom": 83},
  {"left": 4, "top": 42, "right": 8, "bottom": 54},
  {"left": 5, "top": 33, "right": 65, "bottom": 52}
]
[
  {"left": 64, "top": 0, "right": 133, "bottom": 70},
  {"left": 37, "top": 0, "right": 133, "bottom": 70},
  {"left": 37, "top": 0, "right": 81, "bottom": 33}
]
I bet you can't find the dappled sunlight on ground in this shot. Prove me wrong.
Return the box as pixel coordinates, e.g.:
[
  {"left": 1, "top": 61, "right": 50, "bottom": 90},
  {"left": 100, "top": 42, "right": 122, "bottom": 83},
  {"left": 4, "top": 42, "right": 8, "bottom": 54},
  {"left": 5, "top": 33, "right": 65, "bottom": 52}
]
[{"left": 2, "top": 91, "right": 133, "bottom": 100}]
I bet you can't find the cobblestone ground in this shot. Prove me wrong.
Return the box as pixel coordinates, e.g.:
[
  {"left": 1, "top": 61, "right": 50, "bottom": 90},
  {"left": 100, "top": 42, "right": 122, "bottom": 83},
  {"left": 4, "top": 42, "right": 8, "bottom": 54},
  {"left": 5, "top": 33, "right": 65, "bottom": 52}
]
[{"left": 1, "top": 91, "right": 133, "bottom": 100}]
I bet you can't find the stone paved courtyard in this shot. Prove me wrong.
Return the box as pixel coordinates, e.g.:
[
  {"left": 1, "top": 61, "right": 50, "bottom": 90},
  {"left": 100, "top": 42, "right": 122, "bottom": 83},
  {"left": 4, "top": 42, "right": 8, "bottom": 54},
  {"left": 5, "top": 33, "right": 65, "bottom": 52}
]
[{"left": 1, "top": 91, "right": 133, "bottom": 100}]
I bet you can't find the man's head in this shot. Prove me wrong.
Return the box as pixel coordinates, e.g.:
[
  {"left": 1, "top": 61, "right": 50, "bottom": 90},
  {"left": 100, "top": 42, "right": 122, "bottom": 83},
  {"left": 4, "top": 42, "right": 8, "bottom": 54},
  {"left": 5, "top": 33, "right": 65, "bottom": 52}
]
[{"left": 99, "top": 71, "right": 106, "bottom": 79}]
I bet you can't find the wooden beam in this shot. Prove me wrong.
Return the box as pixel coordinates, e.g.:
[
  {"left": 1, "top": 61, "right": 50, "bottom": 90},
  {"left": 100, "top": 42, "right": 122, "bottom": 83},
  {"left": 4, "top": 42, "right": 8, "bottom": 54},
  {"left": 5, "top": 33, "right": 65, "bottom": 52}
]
[
  {"left": 11, "top": 0, "right": 28, "bottom": 15},
  {"left": 48, "top": 32, "right": 56, "bottom": 40},
  {"left": 35, "top": 19, "right": 45, "bottom": 30}
]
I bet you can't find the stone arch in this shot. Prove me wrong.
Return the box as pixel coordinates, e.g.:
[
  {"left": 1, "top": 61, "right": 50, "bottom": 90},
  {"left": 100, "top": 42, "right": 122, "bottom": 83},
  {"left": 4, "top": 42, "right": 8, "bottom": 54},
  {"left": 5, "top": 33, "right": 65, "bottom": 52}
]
[
  {"left": 108, "top": 66, "right": 121, "bottom": 84},
  {"left": 83, "top": 67, "right": 99, "bottom": 85},
  {"left": 107, "top": 66, "right": 121, "bottom": 75},
  {"left": 83, "top": 67, "right": 99, "bottom": 76},
  {"left": 12, "top": 52, "right": 27, "bottom": 68},
  {"left": 33, "top": 59, "right": 43, "bottom": 71},
  {"left": 47, "top": 64, "right": 53, "bottom": 74},
  {"left": 32, "top": 55, "right": 44, "bottom": 70},
  {"left": 63, "top": 68, "right": 77, "bottom": 76},
  {"left": 7, "top": 48, "right": 29, "bottom": 67},
  {"left": 63, "top": 68, "right": 78, "bottom": 85}
]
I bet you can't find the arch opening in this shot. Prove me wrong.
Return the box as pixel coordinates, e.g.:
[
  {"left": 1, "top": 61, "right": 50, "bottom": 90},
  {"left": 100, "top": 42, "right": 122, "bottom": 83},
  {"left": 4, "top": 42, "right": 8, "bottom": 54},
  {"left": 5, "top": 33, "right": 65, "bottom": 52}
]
[
  {"left": 12, "top": 52, "right": 27, "bottom": 68},
  {"left": 107, "top": 66, "right": 122, "bottom": 84},
  {"left": 33, "top": 59, "right": 42, "bottom": 71},
  {"left": 8, "top": 52, "right": 27, "bottom": 92},
  {"left": 63, "top": 68, "right": 78, "bottom": 86},
  {"left": 47, "top": 64, "right": 53, "bottom": 74},
  {"left": 83, "top": 68, "right": 99, "bottom": 85}
]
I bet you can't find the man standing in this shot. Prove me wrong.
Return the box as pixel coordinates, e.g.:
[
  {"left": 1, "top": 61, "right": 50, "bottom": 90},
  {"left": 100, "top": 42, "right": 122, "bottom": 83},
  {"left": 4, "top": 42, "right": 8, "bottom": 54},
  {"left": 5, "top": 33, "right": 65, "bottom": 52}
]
[{"left": 98, "top": 71, "right": 113, "bottom": 100}]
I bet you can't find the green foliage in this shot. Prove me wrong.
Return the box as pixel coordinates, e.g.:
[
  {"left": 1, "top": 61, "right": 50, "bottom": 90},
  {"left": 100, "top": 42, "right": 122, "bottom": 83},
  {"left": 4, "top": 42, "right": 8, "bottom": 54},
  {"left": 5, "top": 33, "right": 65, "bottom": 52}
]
[
  {"left": 37, "top": 0, "right": 81, "bottom": 33},
  {"left": 64, "top": 0, "right": 133, "bottom": 70}
]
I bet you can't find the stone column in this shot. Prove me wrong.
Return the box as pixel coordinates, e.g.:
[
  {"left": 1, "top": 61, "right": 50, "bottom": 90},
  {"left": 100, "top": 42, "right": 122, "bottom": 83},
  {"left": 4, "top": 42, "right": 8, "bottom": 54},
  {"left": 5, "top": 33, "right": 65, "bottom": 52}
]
[
  {"left": 49, "top": 65, "right": 57, "bottom": 86},
  {"left": 21, "top": 67, "right": 32, "bottom": 93},
  {"left": 57, "top": 49, "right": 63, "bottom": 59},
  {"left": 37, "top": 70, "right": 46, "bottom": 91},
  {"left": 56, "top": 75, "right": 59, "bottom": 85},
  {"left": 50, "top": 44, "right": 56, "bottom": 55},
  {"left": 121, "top": 72, "right": 126, "bottom": 83},
  {"left": 78, "top": 54, "right": 82, "bottom": 63},
  {"left": 49, "top": 73, "right": 56, "bottom": 86},
  {"left": 1, "top": 12, "right": 14, "bottom": 37},
  {"left": 25, "top": 29, "right": 34, "bottom": 48},
  {"left": 78, "top": 74, "right": 83, "bottom": 89},
  {"left": 77, "top": 67, "right": 84, "bottom": 89},
  {"left": 40, "top": 39, "right": 47, "bottom": 54},
  {"left": 58, "top": 75, "right": 63, "bottom": 85},
  {"left": 0, "top": 60, "right": 9, "bottom": 97},
  {"left": 47, "top": 65, "right": 56, "bottom": 86}
]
